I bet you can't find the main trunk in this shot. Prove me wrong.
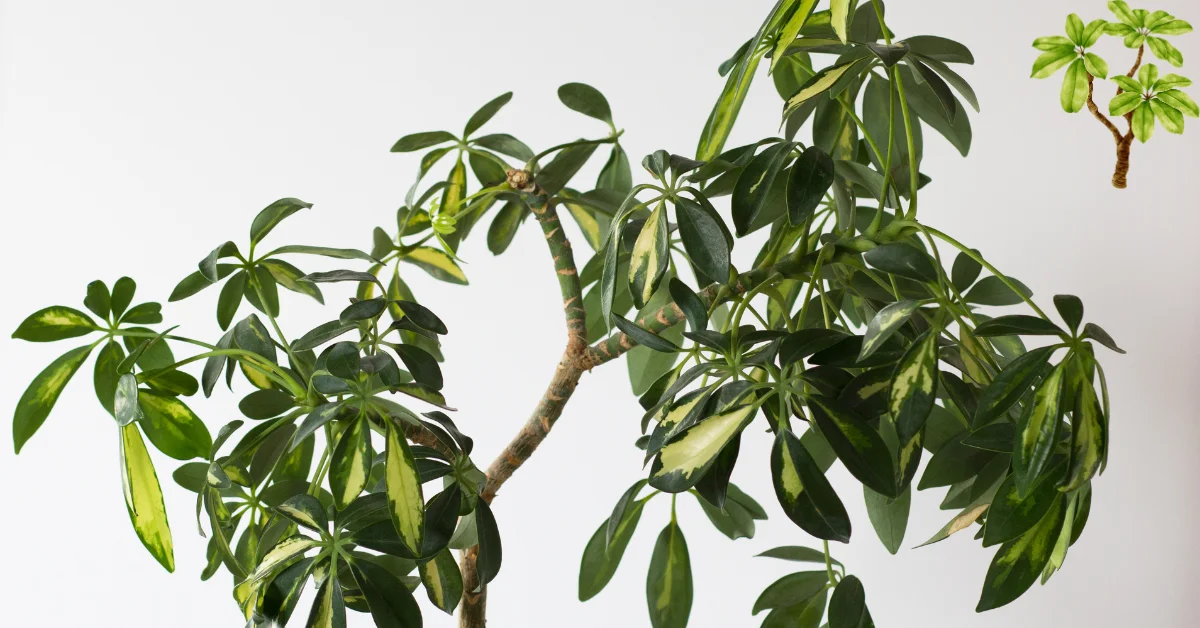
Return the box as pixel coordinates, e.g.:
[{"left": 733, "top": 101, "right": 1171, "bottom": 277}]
[{"left": 1112, "top": 137, "right": 1132, "bottom": 189}]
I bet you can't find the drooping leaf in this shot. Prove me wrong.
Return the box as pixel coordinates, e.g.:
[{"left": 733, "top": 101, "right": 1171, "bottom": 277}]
[
  {"left": 646, "top": 521, "right": 693, "bottom": 628},
  {"left": 771, "top": 428, "right": 852, "bottom": 543},
  {"left": 119, "top": 423, "right": 175, "bottom": 572},
  {"left": 13, "top": 344, "right": 95, "bottom": 453},
  {"left": 1013, "top": 363, "right": 1066, "bottom": 497},
  {"left": 976, "top": 494, "right": 1067, "bottom": 611}
]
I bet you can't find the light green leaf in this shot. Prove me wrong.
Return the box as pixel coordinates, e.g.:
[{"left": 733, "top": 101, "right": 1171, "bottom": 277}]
[
  {"left": 1111, "top": 75, "right": 1143, "bottom": 93},
  {"left": 1152, "top": 19, "right": 1193, "bottom": 36},
  {"left": 831, "top": 0, "right": 857, "bottom": 44},
  {"left": 1082, "top": 19, "right": 1108, "bottom": 47},
  {"left": 1060, "top": 59, "right": 1089, "bottom": 113},
  {"left": 1065, "top": 14, "right": 1085, "bottom": 45},
  {"left": 1032, "top": 36, "right": 1071, "bottom": 51},
  {"left": 1109, "top": 92, "right": 1143, "bottom": 116},
  {"left": 119, "top": 423, "right": 175, "bottom": 572},
  {"left": 1150, "top": 99, "right": 1186, "bottom": 133},
  {"left": 1107, "top": 1, "right": 1137, "bottom": 26},
  {"left": 770, "top": 0, "right": 820, "bottom": 74},
  {"left": 1132, "top": 101, "right": 1156, "bottom": 142},
  {"left": 1013, "top": 363, "right": 1065, "bottom": 497},
  {"left": 1146, "top": 37, "right": 1184, "bottom": 67},
  {"left": 1138, "top": 63, "right": 1159, "bottom": 89},
  {"left": 1083, "top": 53, "right": 1108, "bottom": 79},
  {"left": 138, "top": 390, "right": 213, "bottom": 461},
  {"left": 1155, "top": 73, "right": 1193, "bottom": 90},
  {"left": 628, "top": 204, "right": 670, "bottom": 310},
  {"left": 1156, "top": 89, "right": 1199, "bottom": 117},
  {"left": 1031, "top": 46, "right": 1077, "bottom": 79},
  {"left": 401, "top": 246, "right": 468, "bottom": 285}
]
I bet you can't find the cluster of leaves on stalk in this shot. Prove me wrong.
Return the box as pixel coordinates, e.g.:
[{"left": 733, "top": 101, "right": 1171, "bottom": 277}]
[
  {"left": 9, "top": 0, "right": 1127, "bottom": 627},
  {"left": 1032, "top": 1, "right": 1193, "bottom": 188}
]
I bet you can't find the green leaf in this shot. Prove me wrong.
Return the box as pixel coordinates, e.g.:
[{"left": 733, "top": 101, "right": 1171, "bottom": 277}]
[
  {"left": 668, "top": 278, "right": 708, "bottom": 332},
  {"left": 1150, "top": 99, "right": 1185, "bottom": 133},
  {"left": 1107, "top": 0, "right": 1136, "bottom": 26},
  {"left": 1139, "top": 62, "right": 1160, "bottom": 89},
  {"left": 268, "top": 245, "right": 378, "bottom": 262},
  {"left": 1060, "top": 59, "right": 1089, "bottom": 113},
  {"left": 138, "top": 391, "right": 213, "bottom": 460},
  {"left": 675, "top": 197, "right": 731, "bottom": 283},
  {"left": 251, "top": 265, "right": 280, "bottom": 317},
  {"left": 732, "top": 142, "right": 793, "bottom": 237},
  {"left": 119, "top": 423, "right": 175, "bottom": 572},
  {"left": 385, "top": 422, "right": 424, "bottom": 556},
  {"left": 13, "top": 344, "right": 94, "bottom": 453},
  {"left": 787, "top": 146, "right": 836, "bottom": 225},
  {"left": 783, "top": 60, "right": 863, "bottom": 119},
  {"left": 391, "top": 130, "right": 456, "bottom": 152},
  {"left": 250, "top": 198, "right": 312, "bottom": 246},
  {"left": 305, "top": 570, "right": 347, "bottom": 628},
  {"left": 292, "top": 321, "right": 357, "bottom": 352},
  {"left": 1062, "top": 361, "right": 1105, "bottom": 493},
  {"left": 1132, "top": 98, "right": 1156, "bottom": 141},
  {"left": 808, "top": 396, "right": 897, "bottom": 497},
  {"left": 1147, "top": 36, "right": 1184, "bottom": 67},
  {"left": 650, "top": 405, "right": 756, "bottom": 492},
  {"left": 865, "top": 485, "right": 909, "bottom": 555},
  {"left": 330, "top": 417, "right": 371, "bottom": 510},
  {"left": 463, "top": 92, "right": 513, "bottom": 138},
  {"left": 1052, "top": 295, "right": 1084, "bottom": 333},
  {"left": 276, "top": 494, "right": 328, "bottom": 535},
  {"left": 1030, "top": 46, "right": 1076, "bottom": 78},
  {"left": 401, "top": 246, "right": 468, "bottom": 285},
  {"left": 83, "top": 280, "right": 112, "bottom": 319},
  {"left": 983, "top": 458, "right": 1067, "bottom": 547},
  {"left": 757, "top": 545, "right": 843, "bottom": 567},
  {"left": 1032, "top": 36, "right": 1072, "bottom": 51},
  {"left": 964, "top": 276, "right": 1032, "bottom": 306},
  {"left": 890, "top": 330, "right": 939, "bottom": 446},
  {"left": 612, "top": 313, "right": 680, "bottom": 353},
  {"left": 238, "top": 389, "right": 295, "bottom": 421},
  {"left": 1156, "top": 90, "right": 1200, "bottom": 118},
  {"left": 1065, "top": 14, "right": 1086, "bottom": 44},
  {"left": 113, "top": 373, "right": 141, "bottom": 426},
  {"left": 1013, "top": 363, "right": 1066, "bottom": 497},
  {"left": 348, "top": 558, "right": 423, "bottom": 628},
  {"left": 696, "top": 42, "right": 764, "bottom": 161},
  {"left": 863, "top": 243, "right": 938, "bottom": 283},
  {"left": 754, "top": 571, "right": 829, "bottom": 615},
  {"left": 12, "top": 306, "right": 97, "bottom": 342},
  {"left": 1083, "top": 53, "right": 1108, "bottom": 79},
  {"left": 772, "top": 428, "right": 851, "bottom": 543},
  {"left": 1081, "top": 322, "right": 1125, "bottom": 354},
  {"left": 974, "top": 345, "right": 1056, "bottom": 427},
  {"left": 579, "top": 496, "right": 646, "bottom": 601},
  {"left": 558, "top": 83, "right": 613, "bottom": 125},
  {"left": 474, "top": 498, "right": 503, "bottom": 585},
  {"left": 94, "top": 340, "right": 124, "bottom": 415},
  {"left": 1152, "top": 19, "right": 1193, "bottom": 36},
  {"left": 903, "top": 35, "right": 975, "bottom": 64},
  {"left": 646, "top": 521, "right": 692, "bottom": 628},
  {"left": 860, "top": 301, "right": 919, "bottom": 361},
  {"left": 769, "top": 0, "right": 820, "bottom": 74},
  {"left": 829, "top": 575, "right": 873, "bottom": 628},
  {"left": 234, "top": 314, "right": 277, "bottom": 364},
  {"left": 974, "top": 315, "right": 1066, "bottom": 337},
  {"left": 976, "top": 494, "right": 1066, "bottom": 611},
  {"left": 216, "top": 270, "right": 247, "bottom": 331},
  {"left": 108, "top": 276, "right": 136, "bottom": 319},
  {"left": 629, "top": 204, "right": 671, "bottom": 308},
  {"left": 416, "top": 549, "right": 462, "bottom": 615},
  {"left": 1110, "top": 92, "right": 1142, "bottom": 117}
]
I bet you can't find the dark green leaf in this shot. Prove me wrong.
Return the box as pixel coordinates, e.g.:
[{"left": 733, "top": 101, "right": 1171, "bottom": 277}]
[
  {"left": 974, "top": 346, "right": 1056, "bottom": 427},
  {"left": 965, "top": 276, "right": 1033, "bottom": 306},
  {"left": 474, "top": 498, "right": 502, "bottom": 586},
  {"left": 646, "top": 521, "right": 692, "bottom": 628},
  {"left": 292, "top": 320, "right": 357, "bottom": 352},
  {"left": 976, "top": 495, "right": 1066, "bottom": 611},
  {"left": 391, "top": 130, "right": 457, "bottom": 152},
  {"left": 1053, "top": 295, "right": 1084, "bottom": 333},
  {"left": 753, "top": 570, "right": 829, "bottom": 615},
  {"left": 863, "top": 243, "right": 938, "bottom": 283},
  {"left": 865, "top": 485, "right": 909, "bottom": 555},
  {"left": 13, "top": 344, "right": 94, "bottom": 453},
  {"left": 1081, "top": 322, "right": 1125, "bottom": 354},
  {"left": 951, "top": 251, "right": 982, "bottom": 291},
  {"left": 668, "top": 278, "right": 708, "bottom": 332},
  {"left": 12, "top": 306, "right": 97, "bottom": 342},
  {"left": 902, "top": 35, "right": 974, "bottom": 64},
  {"left": 772, "top": 428, "right": 851, "bottom": 543},
  {"left": 558, "top": 83, "right": 613, "bottom": 124},
  {"left": 1013, "top": 363, "right": 1066, "bottom": 497},
  {"left": 216, "top": 271, "right": 247, "bottom": 331},
  {"left": 974, "top": 315, "right": 1065, "bottom": 338},
  {"left": 339, "top": 298, "right": 387, "bottom": 324},
  {"left": 579, "top": 491, "right": 646, "bottom": 601},
  {"left": 464, "top": 92, "right": 513, "bottom": 137},
  {"left": 829, "top": 575, "right": 873, "bottom": 628},
  {"left": 612, "top": 314, "right": 680, "bottom": 353},
  {"left": 675, "top": 197, "right": 731, "bottom": 283},
  {"left": 250, "top": 198, "right": 311, "bottom": 246},
  {"left": 984, "top": 458, "right": 1067, "bottom": 547},
  {"left": 787, "top": 146, "right": 836, "bottom": 225},
  {"left": 732, "top": 141, "right": 793, "bottom": 237},
  {"left": 809, "top": 396, "right": 897, "bottom": 497}
]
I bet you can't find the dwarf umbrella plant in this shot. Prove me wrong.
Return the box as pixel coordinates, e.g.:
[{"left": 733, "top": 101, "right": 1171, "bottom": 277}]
[
  {"left": 10, "top": 1, "right": 1127, "bottom": 626},
  {"left": 1032, "top": 1, "right": 1194, "bottom": 188}
]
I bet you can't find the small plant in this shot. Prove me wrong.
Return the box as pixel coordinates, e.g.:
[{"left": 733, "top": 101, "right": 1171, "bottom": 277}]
[
  {"left": 11, "top": 1, "right": 1127, "bottom": 626},
  {"left": 1032, "top": 1, "right": 1194, "bottom": 188}
]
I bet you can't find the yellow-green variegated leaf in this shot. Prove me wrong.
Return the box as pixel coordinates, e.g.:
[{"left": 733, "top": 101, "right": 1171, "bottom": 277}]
[
  {"left": 830, "top": 0, "right": 856, "bottom": 44},
  {"left": 240, "top": 360, "right": 275, "bottom": 390},
  {"left": 13, "top": 343, "right": 94, "bottom": 453},
  {"left": 859, "top": 300, "right": 920, "bottom": 361},
  {"left": 628, "top": 203, "right": 670, "bottom": 310},
  {"left": 12, "top": 306, "right": 97, "bottom": 342},
  {"left": 1060, "top": 59, "right": 1089, "bottom": 113},
  {"left": 1013, "top": 363, "right": 1065, "bottom": 497},
  {"left": 1061, "top": 362, "right": 1105, "bottom": 493},
  {"left": 646, "top": 520, "right": 693, "bottom": 628},
  {"left": 401, "top": 246, "right": 468, "bottom": 285},
  {"left": 770, "top": 0, "right": 819, "bottom": 73},
  {"left": 386, "top": 422, "right": 425, "bottom": 556},
  {"left": 119, "top": 423, "right": 175, "bottom": 572},
  {"left": 307, "top": 572, "right": 348, "bottom": 628},
  {"left": 976, "top": 494, "right": 1067, "bottom": 612},
  {"left": 1156, "top": 90, "right": 1199, "bottom": 117},
  {"left": 330, "top": 416, "right": 372, "bottom": 510},
  {"left": 564, "top": 201, "right": 606, "bottom": 251},
  {"left": 771, "top": 428, "right": 851, "bottom": 542},
  {"left": 418, "top": 548, "right": 464, "bottom": 614},
  {"left": 242, "top": 535, "right": 319, "bottom": 587},
  {"left": 137, "top": 390, "right": 213, "bottom": 460},
  {"left": 1040, "top": 494, "right": 1077, "bottom": 584},
  {"left": 649, "top": 405, "right": 756, "bottom": 493},
  {"left": 783, "top": 59, "right": 863, "bottom": 119},
  {"left": 440, "top": 157, "right": 467, "bottom": 217},
  {"left": 889, "top": 331, "right": 939, "bottom": 446}
]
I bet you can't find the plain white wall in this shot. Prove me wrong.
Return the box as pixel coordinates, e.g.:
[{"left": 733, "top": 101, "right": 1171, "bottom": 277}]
[{"left": 2, "top": 1, "right": 1197, "bottom": 626}]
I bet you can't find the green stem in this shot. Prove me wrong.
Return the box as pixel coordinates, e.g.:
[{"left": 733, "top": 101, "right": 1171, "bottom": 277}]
[
  {"left": 249, "top": 273, "right": 300, "bottom": 368},
  {"left": 527, "top": 136, "right": 619, "bottom": 170},
  {"left": 823, "top": 540, "right": 836, "bottom": 583},
  {"left": 921, "top": 226, "right": 1052, "bottom": 320}
]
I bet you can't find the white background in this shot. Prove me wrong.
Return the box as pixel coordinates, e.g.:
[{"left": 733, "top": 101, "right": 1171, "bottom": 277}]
[{"left": 2, "top": 1, "right": 1197, "bottom": 626}]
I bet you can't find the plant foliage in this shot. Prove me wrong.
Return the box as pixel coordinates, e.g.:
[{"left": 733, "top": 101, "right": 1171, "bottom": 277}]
[{"left": 10, "top": 0, "right": 1126, "bottom": 626}]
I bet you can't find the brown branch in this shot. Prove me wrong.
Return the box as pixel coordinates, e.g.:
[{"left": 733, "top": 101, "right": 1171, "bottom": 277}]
[
  {"left": 1086, "top": 75, "right": 1124, "bottom": 144},
  {"left": 458, "top": 170, "right": 589, "bottom": 628}
]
